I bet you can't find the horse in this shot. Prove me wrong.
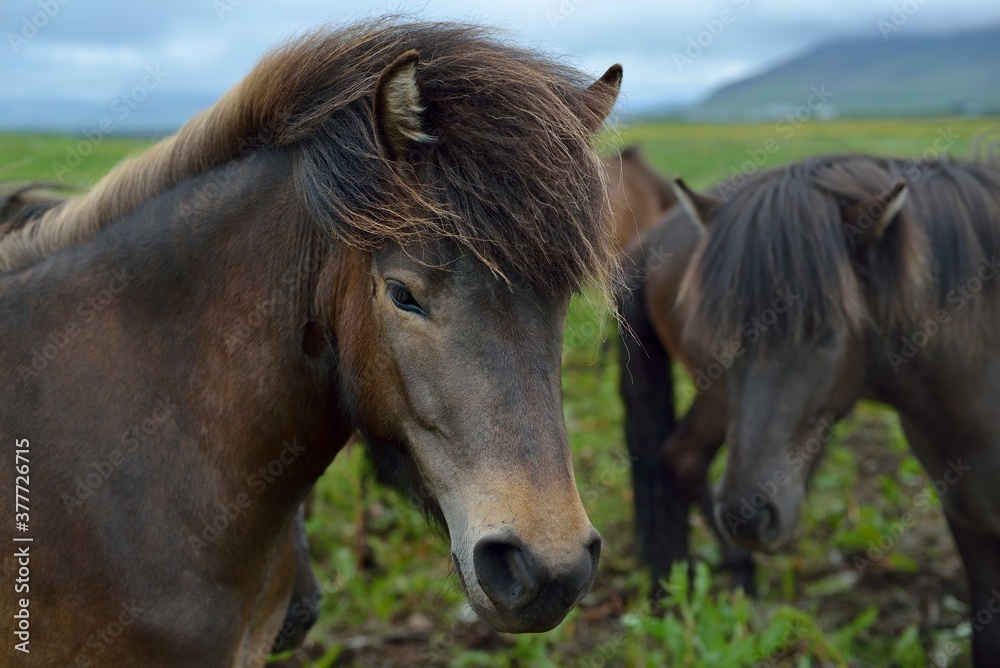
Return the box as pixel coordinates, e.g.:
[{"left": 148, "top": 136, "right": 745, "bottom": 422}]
[
  {"left": 0, "top": 183, "right": 324, "bottom": 659},
  {"left": 602, "top": 145, "right": 676, "bottom": 251},
  {"left": 670, "top": 152, "right": 1000, "bottom": 665},
  {"left": 617, "top": 182, "right": 756, "bottom": 598},
  {"left": 0, "top": 20, "right": 622, "bottom": 666},
  {"left": 591, "top": 146, "right": 675, "bottom": 369}
]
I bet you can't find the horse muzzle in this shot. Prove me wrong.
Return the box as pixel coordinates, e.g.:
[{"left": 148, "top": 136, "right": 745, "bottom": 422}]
[
  {"left": 715, "top": 485, "right": 801, "bottom": 553},
  {"left": 454, "top": 527, "right": 601, "bottom": 633}
]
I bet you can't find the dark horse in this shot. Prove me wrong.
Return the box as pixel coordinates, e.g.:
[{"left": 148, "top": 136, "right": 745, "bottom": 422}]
[
  {"left": 653, "top": 152, "right": 1000, "bottom": 665},
  {"left": 0, "top": 21, "right": 621, "bottom": 665},
  {"left": 617, "top": 182, "right": 756, "bottom": 598}
]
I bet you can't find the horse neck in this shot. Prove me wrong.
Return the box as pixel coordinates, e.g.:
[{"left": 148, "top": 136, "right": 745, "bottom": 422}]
[{"left": 80, "top": 147, "right": 349, "bottom": 527}]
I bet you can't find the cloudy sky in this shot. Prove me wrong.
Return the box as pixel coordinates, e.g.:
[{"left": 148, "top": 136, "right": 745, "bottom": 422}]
[{"left": 3, "top": 0, "right": 1000, "bottom": 131}]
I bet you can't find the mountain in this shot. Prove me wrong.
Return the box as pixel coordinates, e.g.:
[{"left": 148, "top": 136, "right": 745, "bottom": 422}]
[
  {"left": 3, "top": 91, "right": 218, "bottom": 136},
  {"left": 693, "top": 26, "right": 1000, "bottom": 120}
]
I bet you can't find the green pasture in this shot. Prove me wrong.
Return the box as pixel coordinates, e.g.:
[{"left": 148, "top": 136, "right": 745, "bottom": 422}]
[{"left": 4, "top": 116, "right": 998, "bottom": 666}]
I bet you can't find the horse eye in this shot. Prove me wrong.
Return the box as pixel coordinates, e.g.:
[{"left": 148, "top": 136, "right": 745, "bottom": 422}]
[{"left": 387, "top": 281, "right": 426, "bottom": 316}]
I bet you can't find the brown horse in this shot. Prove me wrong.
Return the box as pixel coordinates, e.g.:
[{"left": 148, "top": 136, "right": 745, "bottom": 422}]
[
  {"left": 617, "top": 184, "right": 755, "bottom": 597},
  {"left": 2, "top": 161, "right": 324, "bottom": 664},
  {"left": 671, "top": 153, "right": 1000, "bottom": 665},
  {"left": 602, "top": 146, "right": 676, "bottom": 251},
  {"left": 0, "top": 21, "right": 621, "bottom": 666}
]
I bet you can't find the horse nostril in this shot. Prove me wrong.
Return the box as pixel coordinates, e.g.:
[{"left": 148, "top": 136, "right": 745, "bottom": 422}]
[
  {"left": 468, "top": 531, "right": 601, "bottom": 631},
  {"left": 720, "top": 497, "right": 783, "bottom": 550},
  {"left": 473, "top": 538, "right": 541, "bottom": 610},
  {"left": 757, "top": 504, "right": 781, "bottom": 546},
  {"left": 585, "top": 529, "right": 602, "bottom": 574}
]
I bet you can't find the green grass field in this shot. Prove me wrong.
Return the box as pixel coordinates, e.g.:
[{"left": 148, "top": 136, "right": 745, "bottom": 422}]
[{"left": 4, "top": 116, "right": 998, "bottom": 667}]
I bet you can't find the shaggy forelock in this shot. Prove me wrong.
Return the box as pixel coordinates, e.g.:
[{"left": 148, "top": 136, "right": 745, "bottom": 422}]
[
  {"left": 287, "top": 22, "right": 617, "bottom": 295},
  {"left": 679, "top": 154, "right": 986, "bottom": 357}
]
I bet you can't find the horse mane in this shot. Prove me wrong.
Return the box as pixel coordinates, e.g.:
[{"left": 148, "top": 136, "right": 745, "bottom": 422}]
[
  {"left": 682, "top": 153, "right": 1000, "bottom": 356},
  {"left": 0, "top": 19, "right": 617, "bottom": 295}
]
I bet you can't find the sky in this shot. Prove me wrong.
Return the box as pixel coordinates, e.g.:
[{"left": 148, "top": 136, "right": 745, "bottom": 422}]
[{"left": 3, "top": 0, "right": 1000, "bottom": 131}]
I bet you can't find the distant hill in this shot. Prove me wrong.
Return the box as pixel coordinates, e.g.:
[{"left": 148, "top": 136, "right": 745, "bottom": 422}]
[
  {"left": 1, "top": 91, "right": 216, "bottom": 136},
  {"left": 693, "top": 26, "right": 1000, "bottom": 120}
]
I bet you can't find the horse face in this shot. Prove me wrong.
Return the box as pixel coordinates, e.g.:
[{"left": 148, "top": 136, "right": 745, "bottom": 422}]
[
  {"left": 714, "top": 329, "right": 865, "bottom": 552},
  {"left": 353, "top": 241, "right": 598, "bottom": 633}
]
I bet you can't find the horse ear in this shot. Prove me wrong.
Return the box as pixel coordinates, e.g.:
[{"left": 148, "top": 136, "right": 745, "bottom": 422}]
[
  {"left": 373, "top": 50, "right": 435, "bottom": 161},
  {"left": 672, "top": 178, "right": 720, "bottom": 228},
  {"left": 619, "top": 144, "right": 641, "bottom": 160},
  {"left": 844, "top": 180, "right": 908, "bottom": 245},
  {"left": 583, "top": 64, "right": 623, "bottom": 132}
]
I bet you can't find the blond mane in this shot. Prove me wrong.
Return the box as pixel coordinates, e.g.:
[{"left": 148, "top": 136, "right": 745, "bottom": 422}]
[{"left": 0, "top": 83, "right": 256, "bottom": 271}]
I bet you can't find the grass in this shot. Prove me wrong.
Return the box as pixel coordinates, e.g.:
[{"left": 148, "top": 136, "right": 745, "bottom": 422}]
[
  {"left": 4, "top": 116, "right": 996, "bottom": 666},
  {"left": 0, "top": 133, "right": 154, "bottom": 186},
  {"left": 604, "top": 115, "right": 1000, "bottom": 190}
]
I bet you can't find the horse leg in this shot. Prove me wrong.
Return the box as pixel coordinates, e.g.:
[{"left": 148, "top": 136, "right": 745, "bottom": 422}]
[
  {"left": 665, "top": 391, "right": 756, "bottom": 595},
  {"left": 945, "top": 514, "right": 1000, "bottom": 666},
  {"left": 617, "top": 285, "right": 686, "bottom": 602},
  {"left": 899, "top": 415, "right": 1000, "bottom": 664},
  {"left": 271, "top": 505, "right": 321, "bottom": 654}
]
